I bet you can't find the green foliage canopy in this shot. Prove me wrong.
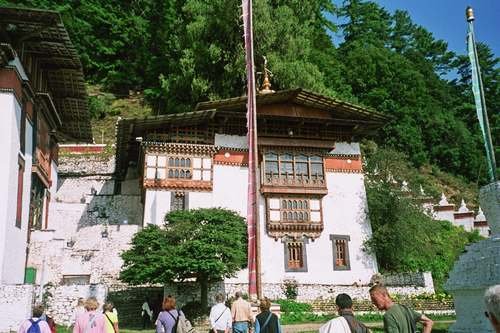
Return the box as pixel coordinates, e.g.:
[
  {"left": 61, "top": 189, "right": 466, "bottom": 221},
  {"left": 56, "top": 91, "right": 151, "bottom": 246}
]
[
  {"left": 363, "top": 146, "right": 483, "bottom": 290},
  {"left": 121, "top": 208, "right": 247, "bottom": 309}
]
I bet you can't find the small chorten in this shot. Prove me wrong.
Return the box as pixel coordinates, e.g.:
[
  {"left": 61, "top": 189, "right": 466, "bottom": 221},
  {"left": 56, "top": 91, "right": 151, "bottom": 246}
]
[
  {"left": 458, "top": 199, "right": 469, "bottom": 213},
  {"left": 439, "top": 193, "right": 449, "bottom": 206},
  {"left": 475, "top": 206, "right": 486, "bottom": 222}
]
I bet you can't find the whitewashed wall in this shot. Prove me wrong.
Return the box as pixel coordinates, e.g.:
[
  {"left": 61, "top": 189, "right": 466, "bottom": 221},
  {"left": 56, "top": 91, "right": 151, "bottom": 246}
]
[
  {"left": 142, "top": 138, "right": 378, "bottom": 286},
  {"left": 0, "top": 284, "right": 34, "bottom": 332},
  {"left": 0, "top": 92, "right": 31, "bottom": 284}
]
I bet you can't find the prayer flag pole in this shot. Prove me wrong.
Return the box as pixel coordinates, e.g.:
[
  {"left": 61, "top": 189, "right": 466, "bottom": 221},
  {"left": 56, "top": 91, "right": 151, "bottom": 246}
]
[
  {"left": 466, "top": 6, "right": 497, "bottom": 182},
  {"left": 242, "top": 0, "right": 261, "bottom": 300}
]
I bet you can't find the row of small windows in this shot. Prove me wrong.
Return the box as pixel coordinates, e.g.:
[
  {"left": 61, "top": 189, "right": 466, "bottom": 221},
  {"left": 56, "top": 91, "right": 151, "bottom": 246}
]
[
  {"left": 169, "top": 157, "right": 191, "bottom": 168},
  {"left": 282, "top": 199, "right": 308, "bottom": 210},
  {"left": 285, "top": 236, "right": 350, "bottom": 272},
  {"left": 264, "top": 152, "right": 324, "bottom": 178},
  {"left": 283, "top": 211, "right": 309, "bottom": 221},
  {"left": 168, "top": 169, "right": 191, "bottom": 179}
]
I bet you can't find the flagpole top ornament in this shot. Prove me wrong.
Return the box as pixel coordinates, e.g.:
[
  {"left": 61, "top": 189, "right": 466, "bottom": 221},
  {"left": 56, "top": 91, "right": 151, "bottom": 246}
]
[
  {"left": 466, "top": 6, "right": 475, "bottom": 22},
  {"left": 260, "top": 56, "right": 275, "bottom": 94}
]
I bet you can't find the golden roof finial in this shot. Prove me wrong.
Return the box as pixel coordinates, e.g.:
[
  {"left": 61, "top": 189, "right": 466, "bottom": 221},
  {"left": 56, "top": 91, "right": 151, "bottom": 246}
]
[
  {"left": 260, "top": 56, "right": 275, "bottom": 94},
  {"left": 466, "top": 6, "right": 475, "bottom": 22}
]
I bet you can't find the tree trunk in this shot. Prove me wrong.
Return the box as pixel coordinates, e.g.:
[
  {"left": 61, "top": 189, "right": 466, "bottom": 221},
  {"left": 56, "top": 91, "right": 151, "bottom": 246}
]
[{"left": 200, "top": 274, "right": 208, "bottom": 312}]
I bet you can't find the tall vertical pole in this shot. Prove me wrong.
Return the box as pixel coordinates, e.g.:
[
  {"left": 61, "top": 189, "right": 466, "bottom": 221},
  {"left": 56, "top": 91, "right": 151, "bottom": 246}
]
[
  {"left": 242, "top": 0, "right": 261, "bottom": 300},
  {"left": 466, "top": 7, "right": 497, "bottom": 182}
]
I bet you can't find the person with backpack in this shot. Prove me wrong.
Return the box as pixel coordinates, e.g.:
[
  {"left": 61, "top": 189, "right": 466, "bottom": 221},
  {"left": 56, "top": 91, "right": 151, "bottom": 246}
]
[
  {"left": 156, "top": 296, "right": 188, "bottom": 333},
  {"left": 18, "top": 304, "right": 51, "bottom": 333},
  {"left": 254, "top": 298, "right": 281, "bottom": 333},
  {"left": 103, "top": 302, "right": 119, "bottom": 333},
  {"left": 319, "top": 293, "right": 370, "bottom": 333},
  {"left": 73, "top": 297, "right": 105, "bottom": 333}
]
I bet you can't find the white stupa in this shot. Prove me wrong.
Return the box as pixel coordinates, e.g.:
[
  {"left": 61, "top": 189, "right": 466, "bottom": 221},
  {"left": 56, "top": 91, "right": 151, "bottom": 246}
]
[{"left": 445, "top": 181, "right": 500, "bottom": 333}]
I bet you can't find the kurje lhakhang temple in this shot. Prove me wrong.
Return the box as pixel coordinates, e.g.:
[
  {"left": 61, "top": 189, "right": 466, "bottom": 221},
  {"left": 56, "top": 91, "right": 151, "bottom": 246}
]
[{"left": 115, "top": 87, "right": 389, "bottom": 289}]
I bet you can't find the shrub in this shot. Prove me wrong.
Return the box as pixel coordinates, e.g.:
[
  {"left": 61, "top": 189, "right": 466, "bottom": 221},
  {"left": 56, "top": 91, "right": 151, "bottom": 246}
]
[
  {"left": 274, "top": 299, "right": 312, "bottom": 313},
  {"left": 281, "top": 279, "right": 299, "bottom": 300}
]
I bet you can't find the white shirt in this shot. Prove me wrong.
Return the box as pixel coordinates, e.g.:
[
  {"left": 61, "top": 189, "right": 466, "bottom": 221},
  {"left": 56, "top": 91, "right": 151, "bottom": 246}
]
[
  {"left": 209, "top": 303, "right": 232, "bottom": 331},
  {"left": 319, "top": 317, "right": 351, "bottom": 333}
]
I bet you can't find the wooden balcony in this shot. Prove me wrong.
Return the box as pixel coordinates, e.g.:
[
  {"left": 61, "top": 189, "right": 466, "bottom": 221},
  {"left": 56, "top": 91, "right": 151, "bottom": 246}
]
[
  {"left": 267, "top": 221, "right": 324, "bottom": 240},
  {"left": 32, "top": 147, "right": 51, "bottom": 187},
  {"left": 261, "top": 174, "right": 327, "bottom": 195}
]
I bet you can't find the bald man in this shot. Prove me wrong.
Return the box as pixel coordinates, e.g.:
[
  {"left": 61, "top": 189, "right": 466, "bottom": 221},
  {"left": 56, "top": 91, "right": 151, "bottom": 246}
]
[{"left": 369, "top": 285, "right": 433, "bottom": 333}]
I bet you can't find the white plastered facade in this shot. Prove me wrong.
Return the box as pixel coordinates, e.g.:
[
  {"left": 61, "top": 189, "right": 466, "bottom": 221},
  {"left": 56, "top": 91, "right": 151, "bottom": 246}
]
[
  {"left": 0, "top": 91, "right": 33, "bottom": 284},
  {"left": 142, "top": 136, "right": 378, "bottom": 285}
]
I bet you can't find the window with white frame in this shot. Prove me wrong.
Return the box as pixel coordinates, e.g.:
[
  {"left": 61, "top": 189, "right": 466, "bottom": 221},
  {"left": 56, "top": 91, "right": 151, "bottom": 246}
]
[
  {"left": 268, "top": 197, "right": 321, "bottom": 223},
  {"left": 145, "top": 154, "right": 167, "bottom": 179},
  {"left": 145, "top": 155, "right": 212, "bottom": 181}
]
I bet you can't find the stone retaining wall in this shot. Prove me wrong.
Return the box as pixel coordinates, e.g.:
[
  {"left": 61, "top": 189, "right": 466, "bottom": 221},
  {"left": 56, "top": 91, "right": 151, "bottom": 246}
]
[
  {"left": 0, "top": 284, "right": 34, "bottom": 333},
  {"left": 38, "top": 284, "right": 107, "bottom": 326}
]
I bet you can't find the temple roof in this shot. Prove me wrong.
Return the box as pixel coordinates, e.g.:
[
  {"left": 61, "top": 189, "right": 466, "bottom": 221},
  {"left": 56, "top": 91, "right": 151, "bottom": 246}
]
[
  {"left": 0, "top": 7, "right": 92, "bottom": 142},
  {"left": 196, "top": 88, "right": 389, "bottom": 123},
  {"left": 115, "top": 89, "right": 390, "bottom": 178}
]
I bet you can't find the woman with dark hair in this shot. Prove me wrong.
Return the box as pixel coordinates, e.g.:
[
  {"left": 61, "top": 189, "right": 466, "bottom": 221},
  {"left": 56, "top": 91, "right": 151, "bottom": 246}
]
[
  {"left": 155, "top": 296, "right": 185, "bottom": 333},
  {"left": 254, "top": 298, "right": 281, "bottom": 333}
]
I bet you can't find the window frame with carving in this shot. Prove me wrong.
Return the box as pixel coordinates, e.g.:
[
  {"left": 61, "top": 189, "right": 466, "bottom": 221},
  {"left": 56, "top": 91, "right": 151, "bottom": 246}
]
[
  {"left": 268, "top": 197, "right": 322, "bottom": 224},
  {"left": 171, "top": 192, "right": 189, "bottom": 211},
  {"left": 263, "top": 151, "right": 325, "bottom": 184},
  {"left": 330, "top": 234, "right": 351, "bottom": 271},
  {"left": 283, "top": 238, "right": 308, "bottom": 272}
]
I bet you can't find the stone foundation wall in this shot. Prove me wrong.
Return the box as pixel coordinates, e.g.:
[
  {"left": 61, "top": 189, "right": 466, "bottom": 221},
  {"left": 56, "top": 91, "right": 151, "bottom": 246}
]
[
  {"left": 39, "top": 284, "right": 107, "bottom": 326},
  {"left": 0, "top": 284, "right": 34, "bottom": 332}
]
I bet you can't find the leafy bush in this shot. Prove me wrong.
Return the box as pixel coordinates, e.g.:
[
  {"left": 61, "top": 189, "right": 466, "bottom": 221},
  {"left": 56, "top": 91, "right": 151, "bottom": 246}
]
[
  {"left": 280, "top": 312, "right": 333, "bottom": 325},
  {"left": 281, "top": 279, "right": 299, "bottom": 300},
  {"left": 274, "top": 299, "right": 312, "bottom": 313}
]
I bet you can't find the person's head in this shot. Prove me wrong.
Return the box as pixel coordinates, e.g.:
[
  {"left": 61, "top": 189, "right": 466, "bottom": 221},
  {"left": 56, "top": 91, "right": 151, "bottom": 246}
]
[
  {"left": 162, "top": 295, "right": 176, "bottom": 311},
  {"left": 215, "top": 293, "right": 225, "bottom": 304},
  {"left": 259, "top": 298, "right": 271, "bottom": 312},
  {"left": 85, "top": 297, "right": 99, "bottom": 311},
  {"left": 104, "top": 301, "right": 114, "bottom": 313},
  {"left": 369, "top": 285, "right": 392, "bottom": 311},
  {"left": 235, "top": 291, "right": 243, "bottom": 299},
  {"left": 77, "top": 298, "right": 85, "bottom": 307},
  {"left": 32, "top": 304, "right": 45, "bottom": 318},
  {"left": 485, "top": 285, "right": 500, "bottom": 332},
  {"left": 335, "top": 293, "right": 353, "bottom": 313}
]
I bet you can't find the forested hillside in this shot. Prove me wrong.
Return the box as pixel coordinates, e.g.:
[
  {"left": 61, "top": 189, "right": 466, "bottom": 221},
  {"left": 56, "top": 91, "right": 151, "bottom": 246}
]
[
  {"left": 3, "top": 0, "right": 497, "bottom": 183},
  {"left": 3, "top": 0, "right": 497, "bottom": 288}
]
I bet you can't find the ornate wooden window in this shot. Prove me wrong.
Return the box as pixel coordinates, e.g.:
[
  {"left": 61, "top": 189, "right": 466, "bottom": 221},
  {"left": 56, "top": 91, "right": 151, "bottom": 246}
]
[
  {"left": 145, "top": 154, "right": 167, "bottom": 180},
  {"left": 284, "top": 239, "right": 308, "bottom": 272},
  {"left": 171, "top": 192, "right": 188, "bottom": 211},
  {"left": 264, "top": 152, "right": 323, "bottom": 179},
  {"left": 268, "top": 198, "right": 322, "bottom": 223},
  {"left": 168, "top": 157, "right": 192, "bottom": 179},
  {"left": 145, "top": 154, "right": 212, "bottom": 181},
  {"left": 262, "top": 152, "right": 325, "bottom": 191},
  {"left": 330, "top": 235, "right": 351, "bottom": 270},
  {"left": 267, "top": 197, "right": 323, "bottom": 239}
]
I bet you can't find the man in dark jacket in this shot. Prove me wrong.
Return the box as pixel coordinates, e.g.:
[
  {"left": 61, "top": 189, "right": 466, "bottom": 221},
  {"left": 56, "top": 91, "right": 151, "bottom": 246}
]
[{"left": 319, "top": 293, "right": 370, "bottom": 333}]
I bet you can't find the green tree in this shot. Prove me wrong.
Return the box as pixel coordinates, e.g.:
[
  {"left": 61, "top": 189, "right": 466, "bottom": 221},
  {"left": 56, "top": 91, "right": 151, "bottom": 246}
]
[
  {"left": 120, "top": 208, "right": 247, "bottom": 310},
  {"left": 363, "top": 147, "right": 483, "bottom": 290}
]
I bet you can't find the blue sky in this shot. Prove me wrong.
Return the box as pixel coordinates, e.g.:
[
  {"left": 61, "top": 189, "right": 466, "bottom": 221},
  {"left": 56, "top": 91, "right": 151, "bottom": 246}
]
[{"left": 330, "top": 0, "right": 499, "bottom": 58}]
